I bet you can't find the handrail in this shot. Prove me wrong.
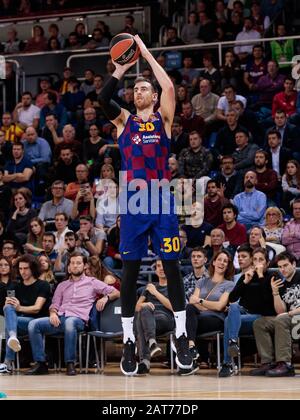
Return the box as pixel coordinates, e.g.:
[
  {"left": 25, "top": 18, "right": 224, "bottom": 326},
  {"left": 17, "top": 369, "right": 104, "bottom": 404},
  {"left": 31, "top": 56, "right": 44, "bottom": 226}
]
[
  {"left": 66, "top": 33, "right": 300, "bottom": 70},
  {"left": 0, "top": 6, "right": 145, "bottom": 24}
]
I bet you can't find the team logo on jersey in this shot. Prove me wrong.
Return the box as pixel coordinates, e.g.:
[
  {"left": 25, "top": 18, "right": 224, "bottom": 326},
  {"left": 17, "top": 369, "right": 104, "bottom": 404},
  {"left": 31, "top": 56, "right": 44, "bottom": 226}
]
[{"left": 131, "top": 134, "right": 142, "bottom": 144}]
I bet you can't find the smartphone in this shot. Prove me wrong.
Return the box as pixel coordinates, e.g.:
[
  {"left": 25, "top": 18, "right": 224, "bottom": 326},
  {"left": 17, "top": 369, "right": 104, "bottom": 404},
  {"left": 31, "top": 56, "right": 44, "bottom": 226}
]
[
  {"left": 7, "top": 290, "right": 15, "bottom": 298},
  {"left": 274, "top": 271, "right": 286, "bottom": 283}
]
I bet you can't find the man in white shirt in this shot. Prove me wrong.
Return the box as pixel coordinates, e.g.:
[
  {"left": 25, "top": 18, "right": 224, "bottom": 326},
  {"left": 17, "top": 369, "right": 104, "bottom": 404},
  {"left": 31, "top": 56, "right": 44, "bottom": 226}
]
[
  {"left": 13, "top": 92, "right": 40, "bottom": 130},
  {"left": 234, "top": 17, "right": 261, "bottom": 62},
  {"left": 217, "top": 85, "right": 247, "bottom": 121}
]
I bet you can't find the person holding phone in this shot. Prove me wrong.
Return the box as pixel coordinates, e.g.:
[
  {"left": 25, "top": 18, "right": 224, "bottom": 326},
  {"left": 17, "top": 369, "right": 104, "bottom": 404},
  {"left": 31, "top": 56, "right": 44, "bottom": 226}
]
[
  {"left": 219, "top": 247, "right": 275, "bottom": 377},
  {"left": 1, "top": 255, "right": 51, "bottom": 374},
  {"left": 251, "top": 251, "right": 300, "bottom": 377}
]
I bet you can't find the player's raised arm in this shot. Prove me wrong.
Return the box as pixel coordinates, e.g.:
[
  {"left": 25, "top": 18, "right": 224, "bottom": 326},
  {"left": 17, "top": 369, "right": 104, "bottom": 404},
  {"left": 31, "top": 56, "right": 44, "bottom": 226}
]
[
  {"left": 134, "top": 35, "right": 175, "bottom": 130},
  {"left": 98, "top": 60, "right": 137, "bottom": 130}
]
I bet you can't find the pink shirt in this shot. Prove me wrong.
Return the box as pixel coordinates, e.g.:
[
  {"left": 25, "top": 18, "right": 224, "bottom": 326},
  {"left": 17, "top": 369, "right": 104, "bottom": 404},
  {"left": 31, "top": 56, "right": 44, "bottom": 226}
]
[{"left": 50, "top": 275, "right": 115, "bottom": 322}]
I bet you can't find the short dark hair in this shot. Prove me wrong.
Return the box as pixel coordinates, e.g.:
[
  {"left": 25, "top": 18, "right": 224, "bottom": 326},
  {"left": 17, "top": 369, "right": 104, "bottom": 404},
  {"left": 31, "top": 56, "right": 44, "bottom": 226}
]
[
  {"left": 22, "top": 91, "right": 32, "bottom": 98},
  {"left": 18, "top": 254, "right": 41, "bottom": 279},
  {"left": 276, "top": 251, "right": 297, "bottom": 265},
  {"left": 55, "top": 212, "right": 68, "bottom": 221},
  {"left": 79, "top": 215, "right": 93, "bottom": 223},
  {"left": 42, "top": 232, "right": 56, "bottom": 242},
  {"left": 13, "top": 141, "right": 24, "bottom": 150},
  {"left": 268, "top": 129, "right": 281, "bottom": 139},
  {"left": 47, "top": 92, "right": 57, "bottom": 104},
  {"left": 235, "top": 128, "right": 249, "bottom": 137},
  {"left": 222, "top": 203, "right": 238, "bottom": 217},
  {"left": 65, "top": 231, "right": 78, "bottom": 240},
  {"left": 68, "top": 252, "right": 87, "bottom": 265},
  {"left": 134, "top": 77, "right": 157, "bottom": 93},
  {"left": 223, "top": 84, "right": 236, "bottom": 92},
  {"left": 255, "top": 149, "right": 269, "bottom": 160},
  {"left": 221, "top": 155, "right": 235, "bottom": 163},
  {"left": 191, "top": 246, "right": 207, "bottom": 257},
  {"left": 237, "top": 244, "right": 252, "bottom": 256}
]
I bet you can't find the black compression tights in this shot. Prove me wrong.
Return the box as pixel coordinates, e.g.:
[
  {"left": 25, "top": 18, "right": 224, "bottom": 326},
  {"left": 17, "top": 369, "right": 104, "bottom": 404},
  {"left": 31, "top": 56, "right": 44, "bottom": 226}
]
[{"left": 121, "top": 259, "right": 186, "bottom": 317}]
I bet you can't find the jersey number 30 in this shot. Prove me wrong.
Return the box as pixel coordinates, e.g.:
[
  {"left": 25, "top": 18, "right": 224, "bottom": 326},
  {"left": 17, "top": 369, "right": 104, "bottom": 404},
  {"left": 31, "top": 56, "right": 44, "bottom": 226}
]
[{"left": 163, "top": 237, "right": 180, "bottom": 253}]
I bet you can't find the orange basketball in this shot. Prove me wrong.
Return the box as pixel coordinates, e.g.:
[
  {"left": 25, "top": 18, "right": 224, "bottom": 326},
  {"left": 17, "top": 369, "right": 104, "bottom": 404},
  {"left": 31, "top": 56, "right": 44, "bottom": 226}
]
[{"left": 109, "top": 33, "right": 140, "bottom": 65}]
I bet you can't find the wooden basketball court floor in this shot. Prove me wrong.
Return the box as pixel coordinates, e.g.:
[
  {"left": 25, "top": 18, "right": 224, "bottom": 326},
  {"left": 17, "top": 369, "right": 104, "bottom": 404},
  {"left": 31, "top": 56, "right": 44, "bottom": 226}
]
[{"left": 1, "top": 364, "right": 300, "bottom": 400}]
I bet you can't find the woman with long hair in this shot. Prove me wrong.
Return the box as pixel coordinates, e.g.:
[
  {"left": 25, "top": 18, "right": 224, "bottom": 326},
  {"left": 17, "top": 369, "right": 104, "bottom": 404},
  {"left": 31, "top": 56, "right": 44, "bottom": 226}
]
[
  {"left": 85, "top": 255, "right": 120, "bottom": 290},
  {"left": 282, "top": 160, "right": 300, "bottom": 213},
  {"left": 0, "top": 256, "right": 16, "bottom": 315},
  {"left": 94, "top": 163, "right": 116, "bottom": 199},
  {"left": 37, "top": 254, "right": 56, "bottom": 294},
  {"left": 186, "top": 250, "right": 235, "bottom": 370},
  {"left": 24, "top": 217, "right": 45, "bottom": 255},
  {"left": 6, "top": 188, "right": 37, "bottom": 245}
]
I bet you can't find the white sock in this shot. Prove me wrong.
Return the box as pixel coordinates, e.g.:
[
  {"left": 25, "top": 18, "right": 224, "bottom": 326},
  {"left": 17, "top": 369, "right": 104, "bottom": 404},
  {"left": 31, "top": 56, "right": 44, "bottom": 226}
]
[
  {"left": 121, "top": 317, "right": 135, "bottom": 344},
  {"left": 174, "top": 310, "right": 187, "bottom": 339}
]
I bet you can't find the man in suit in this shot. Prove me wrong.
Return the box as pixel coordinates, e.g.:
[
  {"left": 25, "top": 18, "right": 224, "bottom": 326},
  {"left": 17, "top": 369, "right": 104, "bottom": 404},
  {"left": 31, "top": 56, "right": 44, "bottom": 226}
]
[
  {"left": 264, "top": 109, "right": 299, "bottom": 153},
  {"left": 264, "top": 129, "right": 293, "bottom": 178}
]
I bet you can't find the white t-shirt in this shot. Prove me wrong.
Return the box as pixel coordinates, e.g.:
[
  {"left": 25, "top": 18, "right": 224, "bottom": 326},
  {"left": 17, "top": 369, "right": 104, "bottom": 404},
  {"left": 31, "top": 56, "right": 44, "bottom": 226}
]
[
  {"left": 217, "top": 95, "right": 247, "bottom": 113},
  {"left": 18, "top": 104, "right": 40, "bottom": 126}
]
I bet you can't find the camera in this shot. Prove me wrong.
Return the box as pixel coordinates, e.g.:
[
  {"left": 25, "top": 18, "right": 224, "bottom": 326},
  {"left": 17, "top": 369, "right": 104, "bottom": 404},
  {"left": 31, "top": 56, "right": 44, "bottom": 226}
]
[{"left": 274, "top": 271, "right": 286, "bottom": 283}]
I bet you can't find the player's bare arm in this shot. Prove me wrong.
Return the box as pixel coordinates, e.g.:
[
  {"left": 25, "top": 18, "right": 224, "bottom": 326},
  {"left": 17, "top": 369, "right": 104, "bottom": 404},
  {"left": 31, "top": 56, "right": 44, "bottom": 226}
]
[{"left": 134, "top": 35, "right": 175, "bottom": 136}]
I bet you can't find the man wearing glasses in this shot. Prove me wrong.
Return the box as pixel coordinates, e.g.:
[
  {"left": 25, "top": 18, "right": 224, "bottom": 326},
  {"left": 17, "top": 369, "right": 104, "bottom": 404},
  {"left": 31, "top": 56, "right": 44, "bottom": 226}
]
[{"left": 38, "top": 180, "right": 73, "bottom": 221}]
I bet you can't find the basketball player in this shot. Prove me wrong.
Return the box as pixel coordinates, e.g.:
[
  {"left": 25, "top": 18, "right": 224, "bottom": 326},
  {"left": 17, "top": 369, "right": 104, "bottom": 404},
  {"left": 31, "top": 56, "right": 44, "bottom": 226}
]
[{"left": 99, "top": 35, "right": 192, "bottom": 375}]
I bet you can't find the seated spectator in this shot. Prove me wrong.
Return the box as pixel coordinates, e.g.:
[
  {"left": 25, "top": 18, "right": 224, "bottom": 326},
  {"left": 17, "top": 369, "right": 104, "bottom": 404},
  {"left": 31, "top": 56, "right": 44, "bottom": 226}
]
[
  {"left": 255, "top": 60, "right": 285, "bottom": 109},
  {"left": 233, "top": 244, "right": 253, "bottom": 284},
  {"left": 85, "top": 256, "right": 120, "bottom": 291},
  {"left": 2, "top": 255, "right": 51, "bottom": 374},
  {"left": 83, "top": 124, "right": 107, "bottom": 165},
  {"left": 103, "top": 215, "right": 122, "bottom": 271},
  {"left": 94, "top": 163, "right": 116, "bottom": 200},
  {"left": 3, "top": 142, "right": 34, "bottom": 191},
  {"left": 250, "top": 1, "right": 270, "bottom": 34},
  {"left": 53, "top": 146, "right": 80, "bottom": 185},
  {"left": 232, "top": 100, "right": 263, "bottom": 144},
  {"left": 265, "top": 110, "right": 299, "bottom": 154},
  {"left": 24, "top": 25, "right": 48, "bottom": 53},
  {"left": 48, "top": 23, "right": 65, "bottom": 49},
  {"left": 85, "top": 74, "right": 104, "bottom": 111},
  {"left": 198, "top": 53, "right": 221, "bottom": 93},
  {"left": 282, "top": 199, "right": 300, "bottom": 261},
  {"left": 96, "top": 179, "right": 119, "bottom": 231},
  {"left": 181, "top": 201, "right": 213, "bottom": 248},
  {"left": 62, "top": 77, "right": 85, "bottom": 123},
  {"left": 54, "top": 231, "right": 89, "bottom": 272},
  {"left": 272, "top": 77, "right": 297, "bottom": 119},
  {"left": 13, "top": 92, "right": 40, "bottom": 130},
  {"left": 243, "top": 45, "right": 267, "bottom": 94},
  {"left": 175, "top": 85, "right": 189, "bottom": 115},
  {"left": 121, "top": 14, "right": 139, "bottom": 36},
  {"left": 1, "top": 240, "right": 20, "bottom": 265},
  {"left": 168, "top": 156, "right": 179, "bottom": 180},
  {"left": 215, "top": 109, "right": 247, "bottom": 158},
  {"left": 262, "top": 207, "right": 284, "bottom": 244},
  {"left": 39, "top": 180, "right": 73, "bottom": 221},
  {"left": 180, "top": 102, "right": 205, "bottom": 136},
  {"left": 1, "top": 112, "right": 23, "bottom": 142},
  {"left": 65, "top": 164, "right": 90, "bottom": 201},
  {"left": 170, "top": 117, "right": 189, "bottom": 158},
  {"left": 233, "top": 171, "right": 267, "bottom": 229},
  {"left": 179, "top": 56, "right": 199, "bottom": 88},
  {"left": 6, "top": 188, "right": 37, "bottom": 245},
  {"left": 54, "top": 124, "right": 82, "bottom": 158},
  {"left": 232, "top": 129, "right": 260, "bottom": 174},
  {"left": 254, "top": 149, "right": 279, "bottom": 203},
  {"left": 191, "top": 79, "right": 219, "bottom": 124},
  {"left": 74, "top": 22, "right": 89, "bottom": 46},
  {"left": 218, "top": 203, "right": 247, "bottom": 248},
  {"left": 0, "top": 256, "right": 16, "bottom": 316},
  {"left": 270, "top": 24, "right": 294, "bottom": 71},
  {"left": 183, "top": 247, "right": 208, "bottom": 302},
  {"left": 41, "top": 233, "right": 58, "bottom": 266},
  {"left": 54, "top": 67, "right": 73, "bottom": 95},
  {"left": 204, "top": 228, "right": 232, "bottom": 262},
  {"left": 40, "top": 113, "right": 62, "bottom": 152},
  {"left": 214, "top": 156, "right": 242, "bottom": 199},
  {"left": 77, "top": 215, "right": 106, "bottom": 257},
  {"left": 35, "top": 77, "right": 59, "bottom": 109},
  {"left": 225, "top": 10, "right": 244, "bottom": 40},
  {"left": 204, "top": 180, "right": 228, "bottom": 227},
  {"left": 178, "top": 131, "right": 213, "bottom": 179},
  {"left": 76, "top": 107, "right": 99, "bottom": 140},
  {"left": 186, "top": 250, "right": 235, "bottom": 369},
  {"left": 181, "top": 11, "right": 201, "bottom": 44},
  {"left": 53, "top": 212, "right": 72, "bottom": 251},
  {"left": 48, "top": 36, "right": 60, "bottom": 52},
  {"left": 250, "top": 251, "right": 300, "bottom": 377},
  {"left": 71, "top": 181, "right": 96, "bottom": 221},
  {"left": 265, "top": 129, "right": 293, "bottom": 178},
  {"left": 24, "top": 217, "right": 44, "bottom": 255},
  {"left": 281, "top": 160, "right": 300, "bottom": 213},
  {"left": 23, "top": 126, "right": 52, "bottom": 184},
  {"left": 25, "top": 253, "right": 119, "bottom": 376},
  {"left": 233, "top": 17, "right": 261, "bottom": 63},
  {"left": 165, "top": 26, "right": 184, "bottom": 46},
  {"left": 220, "top": 50, "right": 242, "bottom": 91},
  {"left": 219, "top": 247, "right": 275, "bottom": 377},
  {"left": 198, "top": 11, "right": 218, "bottom": 43},
  {"left": 40, "top": 92, "right": 68, "bottom": 130},
  {"left": 80, "top": 69, "right": 95, "bottom": 97},
  {"left": 84, "top": 29, "right": 109, "bottom": 50},
  {"left": 64, "top": 31, "right": 82, "bottom": 50},
  {"left": 3, "top": 27, "right": 24, "bottom": 54},
  {"left": 37, "top": 254, "right": 56, "bottom": 292},
  {"left": 216, "top": 84, "right": 246, "bottom": 121},
  {"left": 135, "top": 259, "right": 175, "bottom": 375}
]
